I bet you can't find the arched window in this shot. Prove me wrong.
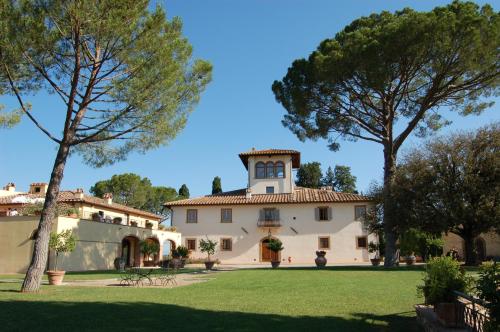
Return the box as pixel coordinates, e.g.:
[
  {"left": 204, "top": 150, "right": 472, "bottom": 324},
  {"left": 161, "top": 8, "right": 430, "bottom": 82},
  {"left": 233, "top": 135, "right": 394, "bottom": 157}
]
[
  {"left": 275, "top": 161, "right": 284, "bottom": 178},
  {"left": 266, "top": 162, "right": 275, "bottom": 178},
  {"left": 255, "top": 162, "right": 265, "bottom": 178}
]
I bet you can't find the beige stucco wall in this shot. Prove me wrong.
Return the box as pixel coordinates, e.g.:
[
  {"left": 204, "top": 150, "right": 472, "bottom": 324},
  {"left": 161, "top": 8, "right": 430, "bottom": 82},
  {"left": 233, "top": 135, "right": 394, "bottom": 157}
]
[
  {"left": 443, "top": 232, "right": 500, "bottom": 259},
  {"left": 0, "top": 216, "right": 181, "bottom": 273},
  {"left": 172, "top": 203, "right": 375, "bottom": 264},
  {"left": 247, "top": 155, "right": 294, "bottom": 194},
  {"left": 0, "top": 216, "right": 40, "bottom": 273}
]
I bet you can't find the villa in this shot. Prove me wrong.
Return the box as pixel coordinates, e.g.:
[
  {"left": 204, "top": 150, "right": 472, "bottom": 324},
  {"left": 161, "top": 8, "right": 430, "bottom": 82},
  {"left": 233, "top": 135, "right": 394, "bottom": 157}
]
[
  {"left": 0, "top": 182, "right": 180, "bottom": 273},
  {"left": 165, "top": 149, "right": 376, "bottom": 265}
]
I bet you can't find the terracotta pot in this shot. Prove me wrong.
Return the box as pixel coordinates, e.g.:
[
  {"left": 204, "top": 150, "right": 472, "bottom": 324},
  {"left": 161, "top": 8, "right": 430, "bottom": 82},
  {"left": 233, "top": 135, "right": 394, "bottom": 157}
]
[
  {"left": 68, "top": 213, "right": 78, "bottom": 218},
  {"left": 315, "top": 255, "right": 327, "bottom": 268},
  {"left": 180, "top": 259, "right": 186, "bottom": 268},
  {"left": 370, "top": 258, "right": 381, "bottom": 266},
  {"left": 143, "top": 260, "right": 155, "bottom": 267},
  {"left": 434, "top": 302, "right": 458, "bottom": 327},
  {"left": 271, "top": 261, "right": 281, "bottom": 269},
  {"left": 47, "top": 270, "right": 66, "bottom": 285},
  {"left": 405, "top": 256, "right": 416, "bottom": 265},
  {"left": 204, "top": 261, "right": 215, "bottom": 270}
]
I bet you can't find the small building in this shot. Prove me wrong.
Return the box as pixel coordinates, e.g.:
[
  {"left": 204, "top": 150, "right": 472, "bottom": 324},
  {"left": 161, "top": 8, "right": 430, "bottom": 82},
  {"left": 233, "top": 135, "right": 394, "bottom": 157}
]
[
  {"left": 165, "top": 149, "right": 376, "bottom": 265},
  {"left": 0, "top": 182, "right": 180, "bottom": 273}
]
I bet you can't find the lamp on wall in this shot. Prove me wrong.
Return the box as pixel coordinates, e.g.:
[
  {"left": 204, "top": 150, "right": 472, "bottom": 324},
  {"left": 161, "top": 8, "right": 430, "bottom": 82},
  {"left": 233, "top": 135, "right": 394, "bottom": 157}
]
[{"left": 267, "top": 228, "right": 272, "bottom": 238}]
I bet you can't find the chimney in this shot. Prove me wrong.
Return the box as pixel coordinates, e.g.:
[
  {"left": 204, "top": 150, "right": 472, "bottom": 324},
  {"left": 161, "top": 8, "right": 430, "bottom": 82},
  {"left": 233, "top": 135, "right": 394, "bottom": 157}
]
[
  {"left": 245, "top": 188, "right": 252, "bottom": 199},
  {"left": 29, "top": 183, "right": 48, "bottom": 195},
  {"left": 103, "top": 193, "right": 113, "bottom": 204},
  {"left": 75, "top": 188, "right": 84, "bottom": 199},
  {"left": 3, "top": 182, "right": 15, "bottom": 192}
]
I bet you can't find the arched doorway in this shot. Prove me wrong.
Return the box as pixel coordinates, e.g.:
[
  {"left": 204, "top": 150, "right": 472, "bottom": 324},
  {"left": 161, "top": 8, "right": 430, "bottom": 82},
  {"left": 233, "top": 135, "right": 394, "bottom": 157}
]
[
  {"left": 162, "top": 239, "right": 176, "bottom": 260},
  {"left": 261, "top": 237, "right": 280, "bottom": 262},
  {"left": 144, "top": 237, "right": 161, "bottom": 266},
  {"left": 121, "top": 236, "right": 140, "bottom": 267},
  {"left": 475, "top": 237, "right": 486, "bottom": 262}
]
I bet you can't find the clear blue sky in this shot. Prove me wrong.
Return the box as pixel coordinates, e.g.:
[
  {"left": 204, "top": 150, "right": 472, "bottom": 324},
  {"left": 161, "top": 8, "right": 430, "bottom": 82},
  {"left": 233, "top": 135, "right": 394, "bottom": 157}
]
[{"left": 0, "top": 0, "right": 498, "bottom": 198}]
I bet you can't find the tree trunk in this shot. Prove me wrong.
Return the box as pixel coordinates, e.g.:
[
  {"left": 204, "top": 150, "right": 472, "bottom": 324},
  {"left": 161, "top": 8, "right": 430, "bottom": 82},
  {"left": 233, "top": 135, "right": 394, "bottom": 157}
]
[
  {"left": 463, "top": 235, "right": 476, "bottom": 266},
  {"left": 21, "top": 143, "right": 71, "bottom": 292},
  {"left": 383, "top": 147, "right": 399, "bottom": 267}
]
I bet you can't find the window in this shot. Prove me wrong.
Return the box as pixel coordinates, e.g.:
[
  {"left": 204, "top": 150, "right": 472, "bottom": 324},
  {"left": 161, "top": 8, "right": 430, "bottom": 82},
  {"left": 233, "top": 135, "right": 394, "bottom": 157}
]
[
  {"left": 356, "top": 236, "right": 368, "bottom": 249},
  {"left": 266, "top": 162, "right": 275, "bottom": 178},
  {"left": 186, "top": 209, "right": 198, "bottom": 223},
  {"left": 221, "top": 238, "right": 232, "bottom": 251},
  {"left": 318, "top": 207, "right": 329, "bottom": 221},
  {"left": 255, "top": 162, "right": 265, "bottom": 178},
  {"left": 34, "top": 187, "right": 41, "bottom": 193},
  {"left": 221, "top": 208, "right": 232, "bottom": 223},
  {"left": 186, "top": 238, "right": 196, "bottom": 251},
  {"left": 263, "top": 208, "right": 279, "bottom": 221},
  {"left": 355, "top": 205, "right": 367, "bottom": 221},
  {"left": 266, "top": 186, "right": 275, "bottom": 194},
  {"left": 318, "top": 237, "right": 330, "bottom": 250},
  {"left": 275, "top": 161, "right": 285, "bottom": 178}
]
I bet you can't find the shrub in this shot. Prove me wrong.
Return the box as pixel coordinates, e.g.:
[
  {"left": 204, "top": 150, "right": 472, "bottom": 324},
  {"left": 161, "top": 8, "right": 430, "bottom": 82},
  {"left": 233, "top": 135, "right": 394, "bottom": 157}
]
[
  {"left": 400, "top": 228, "right": 443, "bottom": 260},
  {"left": 476, "top": 262, "right": 499, "bottom": 332},
  {"left": 199, "top": 238, "right": 218, "bottom": 262},
  {"left": 419, "top": 256, "right": 472, "bottom": 305},
  {"left": 267, "top": 238, "right": 284, "bottom": 253},
  {"left": 176, "top": 245, "right": 189, "bottom": 258}
]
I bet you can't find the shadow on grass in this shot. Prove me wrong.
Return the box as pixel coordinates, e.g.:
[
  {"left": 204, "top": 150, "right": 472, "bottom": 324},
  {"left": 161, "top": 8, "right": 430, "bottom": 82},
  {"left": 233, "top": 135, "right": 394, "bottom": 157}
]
[
  {"left": 227, "top": 265, "right": 427, "bottom": 273},
  {"left": 0, "top": 300, "right": 417, "bottom": 332}
]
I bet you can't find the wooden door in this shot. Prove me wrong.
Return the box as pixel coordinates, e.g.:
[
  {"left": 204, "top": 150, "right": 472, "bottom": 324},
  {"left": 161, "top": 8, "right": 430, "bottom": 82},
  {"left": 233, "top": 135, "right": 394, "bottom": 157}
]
[{"left": 261, "top": 240, "right": 280, "bottom": 262}]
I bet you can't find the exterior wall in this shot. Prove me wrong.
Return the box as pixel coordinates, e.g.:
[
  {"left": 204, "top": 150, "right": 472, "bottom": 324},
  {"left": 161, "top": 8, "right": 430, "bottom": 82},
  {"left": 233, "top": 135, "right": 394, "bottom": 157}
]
[
  {"left": 0, "top": 216, "right": 180, "bottom": 273},
  {"left": 172, "top": 203, "right": 375, "bottom": 264},
  {"left": 0, "top": 216, "right": 39, "bottom": 273},
  {"left": 247, "top": 155, "right": 294, "bottom": 194},
  {"left": 443, "top": 232, "right": 500, "bottom": 259}
]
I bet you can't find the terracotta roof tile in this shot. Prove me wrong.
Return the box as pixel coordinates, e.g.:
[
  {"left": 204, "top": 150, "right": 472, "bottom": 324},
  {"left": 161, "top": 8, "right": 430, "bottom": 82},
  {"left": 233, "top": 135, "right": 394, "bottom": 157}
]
[
  {"left": 0, "top": 191, "right": 161, "bottom": 220},
  {"left": 165, "top": 187, "right": 370, "bottom": 207},
  {"left": 239, "top": 149, "right": 300, "bottom": 169}
]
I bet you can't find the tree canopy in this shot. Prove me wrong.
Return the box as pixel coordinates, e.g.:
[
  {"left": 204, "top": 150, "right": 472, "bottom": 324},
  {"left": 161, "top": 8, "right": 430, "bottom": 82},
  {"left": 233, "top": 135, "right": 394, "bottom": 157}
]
[
  {"left": 296, "top": 162, "right": 323, "bottom": 188},
  {"left": 391, "top": 125, "right": 500, "bottom": 265},
  {"left": 0, "top": 0, "right": 211, "bottom": 292},
  {"left": 272, "top": 0, "right": 499, "bottom": 266},
  {"left": 178, "top": 184, "right": 190, "bottom": 199},
  {"left": 90, "top": 173, "right": 178, "bottom": 218},
  {"left": 322, "top": 165, "right": 357, "bottom": 193},
  {"left": 212, "top": 176, "right": 222, "bottom": 194}
]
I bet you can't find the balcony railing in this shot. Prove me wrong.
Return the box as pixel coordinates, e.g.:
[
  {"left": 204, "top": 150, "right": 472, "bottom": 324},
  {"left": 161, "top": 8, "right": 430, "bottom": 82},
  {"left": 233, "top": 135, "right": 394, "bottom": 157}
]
[{"left": 257, "top": 220, "right": 282, "bottom": 227}]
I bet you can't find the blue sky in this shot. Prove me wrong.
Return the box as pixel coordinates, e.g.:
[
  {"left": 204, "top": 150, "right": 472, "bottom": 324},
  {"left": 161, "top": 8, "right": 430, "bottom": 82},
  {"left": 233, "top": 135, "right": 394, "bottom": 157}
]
[{"left": 0, "top": 0, "right": 498, "bottom": 198}]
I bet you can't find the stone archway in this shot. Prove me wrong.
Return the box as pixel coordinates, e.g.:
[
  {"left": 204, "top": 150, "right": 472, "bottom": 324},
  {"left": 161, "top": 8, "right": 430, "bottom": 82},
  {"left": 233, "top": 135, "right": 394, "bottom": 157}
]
[
  {"left": 121, "top": 235, "right": 140, "bottom": 267},
  {"left": 260, "top": 237, "right": 280, "bottom": 262},
  {"left": 162, "top": 239, "right": 176, "bottom": 260}
]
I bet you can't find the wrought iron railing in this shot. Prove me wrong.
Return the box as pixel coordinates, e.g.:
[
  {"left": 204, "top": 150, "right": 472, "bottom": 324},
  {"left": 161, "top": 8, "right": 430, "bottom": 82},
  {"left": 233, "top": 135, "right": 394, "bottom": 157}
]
[
  {"left": 257, "top": 220, "right": 281, "bottom": 227},
  {"left": 453, "top": 291, "right": 490, "bottom": 332}
]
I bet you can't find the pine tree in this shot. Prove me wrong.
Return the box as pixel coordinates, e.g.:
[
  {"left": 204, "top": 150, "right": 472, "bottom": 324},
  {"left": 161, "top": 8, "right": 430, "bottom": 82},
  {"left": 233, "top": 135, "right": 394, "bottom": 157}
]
[{"left": 212, "top": 176, "right": 222, "bottom": 194}]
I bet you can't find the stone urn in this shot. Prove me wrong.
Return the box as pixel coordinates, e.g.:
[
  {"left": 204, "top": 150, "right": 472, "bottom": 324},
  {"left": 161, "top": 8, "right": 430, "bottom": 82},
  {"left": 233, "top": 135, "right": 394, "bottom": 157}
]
[
  {"left": 315, "top": 251, "right": 327, "bottom": 268},
  {"left": 271, "top": 261, "right": 281, "bottom": 269},
  {"left": 405, "top": 255, "right": 416, "bottom": 265},
  {"left": 47, "top": 270, "right": 66, "bottom": 285},
  {"left": 204, "top": 261, "right": 215, "bottom": 270}
]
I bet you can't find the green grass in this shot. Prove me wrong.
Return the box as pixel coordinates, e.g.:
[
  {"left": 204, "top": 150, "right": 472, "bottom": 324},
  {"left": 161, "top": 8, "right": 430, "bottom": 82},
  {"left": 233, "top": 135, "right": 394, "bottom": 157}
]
[{"left": 0, "top": 266, "right": 425, "bottom": 331}]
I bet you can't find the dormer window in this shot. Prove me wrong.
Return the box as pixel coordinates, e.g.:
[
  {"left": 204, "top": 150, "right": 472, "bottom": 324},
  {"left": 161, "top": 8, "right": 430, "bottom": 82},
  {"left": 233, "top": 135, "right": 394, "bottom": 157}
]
[{"left": 255, "top": 161, "right": 285, "bottom": 179}]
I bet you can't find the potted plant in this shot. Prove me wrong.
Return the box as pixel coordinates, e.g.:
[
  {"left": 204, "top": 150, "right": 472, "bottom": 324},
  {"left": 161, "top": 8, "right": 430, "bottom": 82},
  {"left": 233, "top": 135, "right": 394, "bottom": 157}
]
[
  {"left": 176, "top": 245, "right": 189, "bottom": 268},
  {"left": 114, "top": 257, "right": 126, "bottom": 271},
  {"left": 47, "top": 230, "right": 77, "bottom": 285},
  {"left": 267, "top": 238, "right": 284, "bottom": 268},
  {"left": 130, "top": 221, "right": 138, "bottom": 227},
  {"left": 113, "top": 217, "right": 122, "bottom": 224},
  {"left": 145, "top": 221, "right": 154, "bottom": 229},
  {"left": 315, "top": 251, "right": 327, "bottom": 268},
  {"left": 418, "top": 256, "right": 472, "bottom": 327},
  {"left": 368, "top": 241, "right": 382, "bottom": 266},
  {"left": 199, "top": 237, "right": 218, "bottom": 270},
  {"left": 140, "top": 240, "right": 160, "bottom": 267}
]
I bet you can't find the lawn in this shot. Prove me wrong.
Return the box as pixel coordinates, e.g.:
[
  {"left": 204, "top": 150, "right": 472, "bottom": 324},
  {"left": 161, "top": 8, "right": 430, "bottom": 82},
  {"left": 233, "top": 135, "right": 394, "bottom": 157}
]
[{"left": 0, "top": 266, "right": 425, "bottom": 331}]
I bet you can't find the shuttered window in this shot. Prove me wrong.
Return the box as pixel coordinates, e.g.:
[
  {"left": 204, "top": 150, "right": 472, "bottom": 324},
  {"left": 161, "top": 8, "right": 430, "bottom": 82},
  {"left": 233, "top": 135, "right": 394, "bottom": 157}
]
[
  {"left": 356, "top": 236, "right": 368, "bottom": 249},
  {"left": 221, "top": 208, "right": 232, "bottom": 223},
  {"left": 318, "top": 237, "right": 330, "bottom": 250},
  {"left": 355, "top": 206, "right": 367, "bottom": 221},
  {"left": 261, "top": 208, "right": 279, "bottom": 221},
  {"left": 186, "top": 239, "right": 196, "bottom": 251},
  {"left": 221, "top": 238, "right": 232, "bottom": 251},
  {"left": 186, "top": 209, "right": 198, "bottom": 223},
  {"left": 315, "top": 207, "right": 332, "bottom": 221}
]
